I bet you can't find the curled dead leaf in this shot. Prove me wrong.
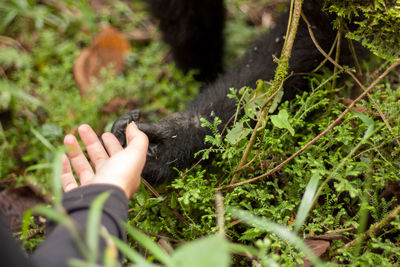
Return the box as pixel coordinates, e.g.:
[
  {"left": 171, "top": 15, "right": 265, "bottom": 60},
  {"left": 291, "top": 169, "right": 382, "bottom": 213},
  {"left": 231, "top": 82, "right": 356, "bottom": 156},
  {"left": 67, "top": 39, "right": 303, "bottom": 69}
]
[
  {"left": 73, "top": 26, "right": 130, "bottom": 95},
  {"left": 302, "top": 239, "right": 331, "bottom": 267},
  {"left": 342, "top": 98, "right": 367, "bottom": 114}
]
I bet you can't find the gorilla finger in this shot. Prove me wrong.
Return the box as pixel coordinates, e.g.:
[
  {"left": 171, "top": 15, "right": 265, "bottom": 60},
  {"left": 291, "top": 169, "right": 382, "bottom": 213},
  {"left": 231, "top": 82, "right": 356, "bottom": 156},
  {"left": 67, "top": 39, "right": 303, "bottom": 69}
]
[
  {"left": 111, "top": 109, "right": 141, "bottom": 140},
  {"left": 137, "top": 122, "right": 166, "bottom": 141}
]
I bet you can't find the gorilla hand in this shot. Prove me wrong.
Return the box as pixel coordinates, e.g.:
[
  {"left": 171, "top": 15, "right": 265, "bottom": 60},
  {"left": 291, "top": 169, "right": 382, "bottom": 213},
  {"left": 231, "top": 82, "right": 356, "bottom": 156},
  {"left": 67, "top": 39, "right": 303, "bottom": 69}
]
[
  {"left": 111, "top": 109, "right": 141, "bottom": 147},
  {"left": 111, "top": 110, "right": 208, "bottom": 184}
]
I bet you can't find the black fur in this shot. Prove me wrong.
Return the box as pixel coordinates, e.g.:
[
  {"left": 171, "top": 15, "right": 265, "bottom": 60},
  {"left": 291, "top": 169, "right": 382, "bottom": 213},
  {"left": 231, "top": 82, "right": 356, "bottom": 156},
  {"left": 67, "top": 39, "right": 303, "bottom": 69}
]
[
  {"left": 111, "top": 0, "right": 364, "bottom": 184},
  {"left": 147, "top": 0, "right": 225, "bottom": 83}
]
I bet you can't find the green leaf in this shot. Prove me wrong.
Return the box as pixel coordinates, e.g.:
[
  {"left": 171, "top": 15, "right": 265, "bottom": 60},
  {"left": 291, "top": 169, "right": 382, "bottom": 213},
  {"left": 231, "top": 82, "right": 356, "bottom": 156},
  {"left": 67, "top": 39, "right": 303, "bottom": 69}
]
[
  {"left": 109, "top": 235, "right": 159, "bottom": 267},
  {"left": 51, "top": 149, "right": 64, "bottom": 206},
  {"left": 228, "top": 243, "right": 258, "bottom": 258},
  {"left": 238, "top": 228, "right": 263, "bottom": 241},
  {"left": 126, "top": 224, "right": 173, "bottom": 266},
  {"left": 171, "top": 235, "right": 230, "bottom": 267},
  {"left": 334, "top": 179, "right": 360, "bottom": 198},
  {"left": 226, "top": 122, "right": 251, "bottom": 145},
  {"left": 351, "top": 110, "right": 374, "bottom": 140},
  {"left": 269, "top": 89, "right": 284, "bottom": 114},
  {"left": 21, "top": 209, "right": 33, "bottom": 240},
  {"left": 0, "top": 10, "right": 17, "bottom": 33},
  {"left": 86, "top": 191, "right": 112, "bottom": 263},
  {"left": 31, "top": 127, "right": 56, "bottom": 151},
  {"left": 33, "top": 205, "right": 68, "bottom": 224},
  {"left": 231, "top": 209, "right": 324, "bottom": 267},
  {"left": 25, "top": 163, "right": 52, "bottom": 172},
  {"left": 294, "top": 172, "right": 320, "bottom": 231},
  {"left": 67, "top": 259, "right": 99, "bottom": 267},
  {"left": 270, "top": 109, "right": 295, "bottom": 136}
]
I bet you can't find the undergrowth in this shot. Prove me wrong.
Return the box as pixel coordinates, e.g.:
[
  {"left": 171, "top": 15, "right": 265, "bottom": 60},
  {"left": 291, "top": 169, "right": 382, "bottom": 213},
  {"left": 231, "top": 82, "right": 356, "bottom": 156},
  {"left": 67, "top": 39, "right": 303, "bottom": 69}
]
[{"left": 1, "top": 0, "right": 400, "bottom": 266}]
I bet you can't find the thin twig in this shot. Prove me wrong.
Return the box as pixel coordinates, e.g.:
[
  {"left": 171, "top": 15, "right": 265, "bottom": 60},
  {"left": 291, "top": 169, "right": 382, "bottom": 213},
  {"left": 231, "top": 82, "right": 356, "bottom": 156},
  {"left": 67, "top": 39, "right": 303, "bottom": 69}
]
[
  {"left": 215, "top": 192, "right": 226, "bottom": 237},
  {"left": 141, "top": 179, "right": 190, "bottom": 226},
  {"left": 136, "top": 228, "right": 184, "bottom": 243},
  {"left": 229, "top": 219, "right": 243, "bottom": 227},
  {"left": 233, "top": 132, "right": 265, "bottom": 174},
  {"left": 332, "top": 21, "right": 342, "bottom": 90},
  {"left": 215, "top": 58, "right": 400, "bottom": 191},
  {"left": 326, "top": 226, "right": 356, "bottom": 234},
  {"left": 343, "top": 23, "right": 362, "bottom": 75},
  {"left": 311, "top": 33, "right": 339, "bottom": 74},
  {"left": 24, "top": 226, "right": 45, "bottom": 240},
  {"left": 0, "top": 35, "right": 25, "bottom": 51},
  {"left": 331, "top": 204, "right": 400, "bottom": 256},
  {"left": 0, "top": 68, "right": 7, "bottom": 80}
]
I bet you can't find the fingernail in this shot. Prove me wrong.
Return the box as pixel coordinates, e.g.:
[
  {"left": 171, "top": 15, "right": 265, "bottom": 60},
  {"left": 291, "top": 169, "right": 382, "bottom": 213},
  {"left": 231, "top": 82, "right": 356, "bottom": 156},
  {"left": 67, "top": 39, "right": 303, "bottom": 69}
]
[
  {"left": 78, "top": 124, "right": 91, "bottom": 134},
  {"left": 129, "top": 122, "right": 138, "bottom": 129},
  {"left": 64, "top": 134, "right": 75, "bottom": 144}
]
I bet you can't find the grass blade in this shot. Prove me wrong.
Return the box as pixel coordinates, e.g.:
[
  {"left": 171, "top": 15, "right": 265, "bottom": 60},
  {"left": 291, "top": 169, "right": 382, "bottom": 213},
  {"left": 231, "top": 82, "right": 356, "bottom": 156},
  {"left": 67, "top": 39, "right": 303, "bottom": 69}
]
[
  {"left": 125, "top": 224, "right": 173, "bottom": 266},
  {"left": 351, "top": 110, "right": 374, "bottom": 140},
  {"left": 51, "top": 149, "right": 64, "bottom": 206},
  {"left": 228, "top": 243, "right": 258, "bottom": 258},
  {"left": 86, "top": 191, "right": 112, "bottom": 263},
  {"left": 31, "top": 127, "right": 56, "bottom": 151},
  {"left": 232, "top": 208, "right": 324, "bottom": 266},
  {"left": 109, "top": 235, "right": 159, "bottom": 267},
  {"left": 294, "top": 172, "right": 320, "bottom": 231}
]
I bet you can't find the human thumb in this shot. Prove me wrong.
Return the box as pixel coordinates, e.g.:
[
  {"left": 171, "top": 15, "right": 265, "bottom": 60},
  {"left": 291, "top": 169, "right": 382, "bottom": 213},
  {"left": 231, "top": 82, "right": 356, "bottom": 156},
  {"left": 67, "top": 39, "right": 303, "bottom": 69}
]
[{"left": 125, "top": 122, "right": 149, "bottom": 153}]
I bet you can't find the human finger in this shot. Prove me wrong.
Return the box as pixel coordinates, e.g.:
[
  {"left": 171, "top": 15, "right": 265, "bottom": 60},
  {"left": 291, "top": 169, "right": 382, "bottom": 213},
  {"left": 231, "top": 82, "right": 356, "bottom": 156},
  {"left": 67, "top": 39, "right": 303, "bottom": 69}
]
[
  {"left": 61, "top": 154, "right": 78, "bottom": 192},
  {"left": 102, "top": 132, "right": 123, "bottom": 156},
  {"left": 125, "top": 122, "right": 149, "bottom": 154},
  {"left": 64, "top": 134, "right": 94, "bottom": 185},
  {"left": 78, "top": 124, "right": 109, "bottom": 171}
]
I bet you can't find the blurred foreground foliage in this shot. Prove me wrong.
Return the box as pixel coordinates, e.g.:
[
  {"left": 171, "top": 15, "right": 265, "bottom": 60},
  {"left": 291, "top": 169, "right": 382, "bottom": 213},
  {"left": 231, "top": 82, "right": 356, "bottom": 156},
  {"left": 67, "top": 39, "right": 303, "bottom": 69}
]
[{"left": 1, "top": 0, "right": 400, "bottom": 266}]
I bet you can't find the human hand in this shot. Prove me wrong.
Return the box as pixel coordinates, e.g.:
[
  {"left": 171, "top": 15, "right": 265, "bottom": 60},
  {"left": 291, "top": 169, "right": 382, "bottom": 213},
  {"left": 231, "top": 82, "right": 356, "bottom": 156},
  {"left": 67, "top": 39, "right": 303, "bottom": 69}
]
[{"left": 62, "top": 122, "right": 148, "bottom": 198}]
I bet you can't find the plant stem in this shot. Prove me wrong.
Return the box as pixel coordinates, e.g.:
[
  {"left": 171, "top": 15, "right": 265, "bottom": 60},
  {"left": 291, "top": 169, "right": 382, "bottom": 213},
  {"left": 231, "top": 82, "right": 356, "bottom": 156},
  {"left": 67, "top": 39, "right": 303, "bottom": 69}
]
[
  {"left": 230, "top": 0, "right": 304, "bottom": 185},
  {"left": 332, "top": 21, "right": 342, "bottom": 90},
  {"left": 215, "top": 192, "right": 226, "bottom": 237},
  {"left": 331, "top": 204, "right": 400, "bottom": 256},
  {"left": 343, "top": 22, "right": 362, "bottom": 75}
]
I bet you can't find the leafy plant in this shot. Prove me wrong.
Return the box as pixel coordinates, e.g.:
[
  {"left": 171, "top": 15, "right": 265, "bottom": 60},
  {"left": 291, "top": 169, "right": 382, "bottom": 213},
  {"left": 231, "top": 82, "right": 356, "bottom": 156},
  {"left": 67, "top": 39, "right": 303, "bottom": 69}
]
[{"left": 325, "top": 0, "right": 400, "bottom": 60}]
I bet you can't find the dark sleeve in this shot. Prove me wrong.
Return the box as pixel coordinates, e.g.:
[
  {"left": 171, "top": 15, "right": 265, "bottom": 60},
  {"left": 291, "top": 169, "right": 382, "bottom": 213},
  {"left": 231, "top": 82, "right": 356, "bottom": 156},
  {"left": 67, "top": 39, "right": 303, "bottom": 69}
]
[
  {"left": 0, "top": 212, "right": 34, "bottom": 267},
  {"left": 31, "top": 184, "right": 129, "bottom": 267}
]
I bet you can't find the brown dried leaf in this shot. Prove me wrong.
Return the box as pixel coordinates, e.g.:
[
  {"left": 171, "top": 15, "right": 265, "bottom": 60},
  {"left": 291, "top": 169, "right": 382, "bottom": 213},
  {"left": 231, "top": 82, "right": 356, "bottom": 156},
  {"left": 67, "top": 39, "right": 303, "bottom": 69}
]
[
  {"left": 101, "top": 97, "right": 140, "bottom": 114},
  {"left": 73, "top": 26, "right": 131, "bottom": 95},
  {"left": 380, "top": 182, "right": 400, "bottom": 207},
  {"left": 126, "top": 28, "right": 157, "bottom": 43},
  {"left": 301, "top": 239, "right": 331, "bottom": 267},
  {"left": 308, "top": 233, "right": 351, "bottom": 242},
  {"left": 342, "top": 98, "right": 367, "bottom": 113}
]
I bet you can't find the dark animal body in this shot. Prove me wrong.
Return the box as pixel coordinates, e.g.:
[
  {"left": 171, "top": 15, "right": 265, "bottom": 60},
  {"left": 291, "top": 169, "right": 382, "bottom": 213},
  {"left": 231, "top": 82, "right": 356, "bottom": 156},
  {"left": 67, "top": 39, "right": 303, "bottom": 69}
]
[{"left": 111, "top": 0, "right": 364, "bottom": 184}]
